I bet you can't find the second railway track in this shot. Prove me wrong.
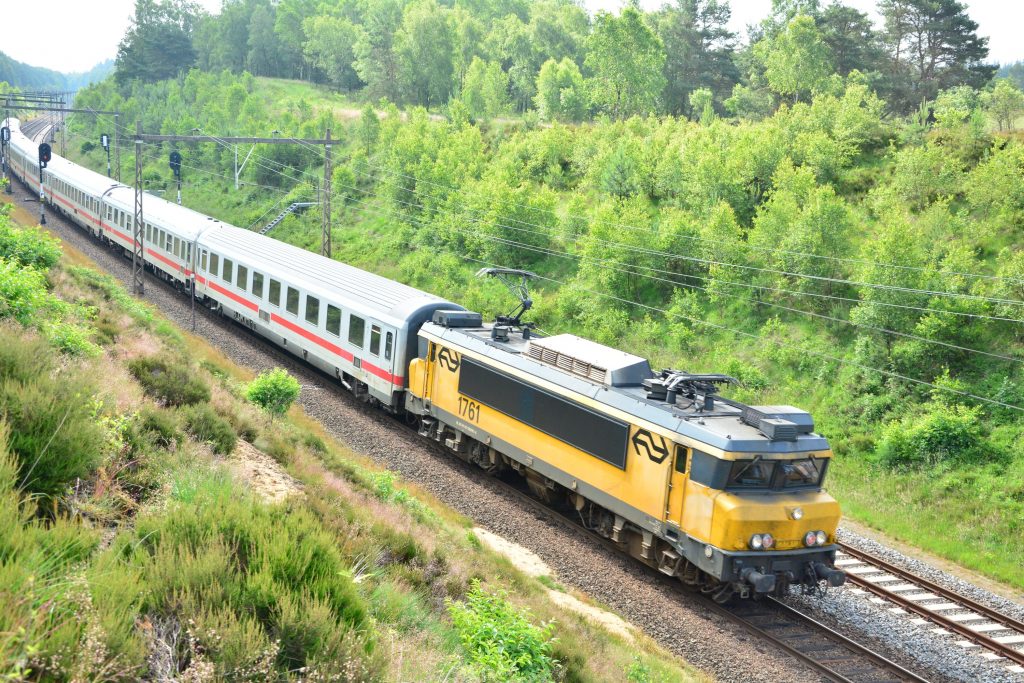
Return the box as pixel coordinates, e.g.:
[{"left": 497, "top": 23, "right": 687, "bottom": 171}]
[{"left": 836, "top": 542, "right": 1024, "bottom": 674}]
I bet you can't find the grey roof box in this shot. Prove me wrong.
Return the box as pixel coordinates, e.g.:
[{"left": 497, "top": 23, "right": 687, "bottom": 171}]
[
  {"left": 527, "top": 334, "right": 652, "bottom": 387},
  {"left": 433, "top": 310, "right": 484, "bottom": 328}
]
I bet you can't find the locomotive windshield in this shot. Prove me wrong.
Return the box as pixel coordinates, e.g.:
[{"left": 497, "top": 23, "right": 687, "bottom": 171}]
[{"left": 691, "top": 450, "right": 828, "bottom": 491}]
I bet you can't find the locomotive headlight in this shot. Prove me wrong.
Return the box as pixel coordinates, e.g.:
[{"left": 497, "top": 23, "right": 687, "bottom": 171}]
[
  {"left": 816, "top": 530, "right": 828, "bottom": 546},
  {"left": 749, "top": 534, "right": 763, "bottom": 550},
  {"left": 789, "top": 507, "right": 804, "bottom": 520},
  {"left": 804, "top": 530, "right": 819, "bottom": 547},
  {"left": 749, "top": 533, "right": 774, "bottom": 550},
  {"left": 761, "top": 533, "right": 774, "bottom": 549}
]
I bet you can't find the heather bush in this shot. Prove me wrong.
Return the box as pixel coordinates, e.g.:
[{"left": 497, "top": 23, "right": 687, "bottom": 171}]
[
  {"left": 128, "top": 356, "right": 210, "bottom": 406},
  {"left": 179, "top": 403, "right": 237, "bottom": 455}
]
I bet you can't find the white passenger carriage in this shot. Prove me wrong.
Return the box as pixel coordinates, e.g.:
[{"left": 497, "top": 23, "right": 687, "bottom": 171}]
[
  {"left": 5, "top": 116, "right": 463, "bottom": 408},
  {"left": 196, "top": 225, "right": 461, "bottom": 408}
]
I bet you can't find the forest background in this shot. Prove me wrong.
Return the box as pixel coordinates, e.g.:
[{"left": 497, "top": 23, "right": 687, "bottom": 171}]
[{"left": 30, "top": 0, "right": 1024, "bottom": 589}]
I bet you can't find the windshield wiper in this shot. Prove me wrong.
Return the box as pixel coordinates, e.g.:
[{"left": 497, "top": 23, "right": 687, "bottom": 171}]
[{"left": 730, "top": 454, "right": 763, "bottom": 483}]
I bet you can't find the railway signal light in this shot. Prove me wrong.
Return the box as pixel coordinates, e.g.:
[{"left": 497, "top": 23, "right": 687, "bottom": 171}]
[
  {"left": 100, "top": 133, "right": 109, "bottom": 149},
  {"left": 0, "top": 126, "right": 9, "bottom": 143},
  {"left": 169, "top": 151, "right": 182, "bottom": 176},
  {"left": 38, "top": 143, "right": 51, "bottom": 168}
]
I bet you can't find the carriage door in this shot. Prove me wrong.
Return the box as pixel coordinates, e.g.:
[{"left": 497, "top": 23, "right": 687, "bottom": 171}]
[{"left": 666, "top": 445, "right": 689, "bottom": 527}]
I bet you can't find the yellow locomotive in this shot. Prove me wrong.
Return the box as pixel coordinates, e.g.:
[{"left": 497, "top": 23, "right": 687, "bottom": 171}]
[{"left": 406, "top": 271, "right": 845, "bottom": 601}]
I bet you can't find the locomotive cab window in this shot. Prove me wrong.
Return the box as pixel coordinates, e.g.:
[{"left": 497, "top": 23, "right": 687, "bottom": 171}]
[
  {"left": 674, "top": 445, "right": 689, "bottom": 474},
  {"left": 251, "top": 272, "right": 264, "bottom": 299},
  {"left": 348, "top": 315, "right": 365, "bottom": 348},
  {"left": 369, "top": 325, "right": 381, "bottom": 356},
  {"left": 286, "top": 287, "right": 299, "bottom": 315},
  {"left": 326, "top": 305, "right": 341, "bottom": 336},
  {"left": 775, "top": 458, "right": 826, "bottom": 489},
  {"left": 268, "top": 279, "right": 281, "bottom": 306},
  {"left": 305, "top": 295, "right": 319, "bottom": 325},
  {"left": 728, "top": 458, "right": 775, "bottom": 489}
]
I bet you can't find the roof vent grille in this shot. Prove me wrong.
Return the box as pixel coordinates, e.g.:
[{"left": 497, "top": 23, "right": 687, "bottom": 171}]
[{"left": 526, "top": 334, "right": 651, "bottom": 386}]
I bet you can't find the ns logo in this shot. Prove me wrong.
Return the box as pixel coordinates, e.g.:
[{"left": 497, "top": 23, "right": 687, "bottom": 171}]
[
  {"left": 438, "top": 347, "right": 461, "bottom": 372},
  {"left": 631, "top": 428, "right": 670, "bottom": 464}
]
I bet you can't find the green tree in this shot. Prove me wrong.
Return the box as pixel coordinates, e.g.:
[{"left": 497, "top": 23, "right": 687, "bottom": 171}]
[
  {"left": 358, "top": 103, "right": 381, "bottom": 155},
  {"left": 354, "top": 0, "right": 404, "bottom": 102},
  {"left": 689, "top": 87, "right": 715, "bottom": 124},
  {"left": 246, "top": 3, "right": 282, "bottom": 77},
  {"left": 246, "top": 368, "right": 301, "bottom": 420},
  {"left": 986, "top": 79, "right": 1024, "bottom": 132},
  {"left": 302, "top": 15, "right": 362, "bottom": 90},
  {"left": 461, "top": 57, "right": 509, "bottom": 120},
  {"left": 395, "top": 0, "right": 455, "bottom": 107},
  {"left": 818, "top": 3, "right": 886, "bottom": 78},
  {"left": 534, "top": 57, "right": 586, "bottom": 122},
  {"left": 754, "top": 14, "right": 832, "bottom": 103},
  {"left": 651, "top": 0, "right": 738, "bottom": 117},
  {"left": 274, "top": 0, "right": 317, "bottom": 79},
  {"left": 115, "top": 0, "right": 200, "bottom": 86},
  {"left": 585, "top": 8, "right": 667, "bottom": 118},
  {"left": 879, "top": 0, "right": 995, "bottom": 111}
]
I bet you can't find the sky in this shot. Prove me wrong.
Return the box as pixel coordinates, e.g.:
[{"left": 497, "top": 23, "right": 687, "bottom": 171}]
[{"left": 3, "top": 0, "right": 1023, "bottom": 74}]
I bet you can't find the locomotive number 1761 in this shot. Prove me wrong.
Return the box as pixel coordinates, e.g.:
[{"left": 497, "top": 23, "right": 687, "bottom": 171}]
[{"left": 457, "top": 396, "right": 481, "bottom": 423}]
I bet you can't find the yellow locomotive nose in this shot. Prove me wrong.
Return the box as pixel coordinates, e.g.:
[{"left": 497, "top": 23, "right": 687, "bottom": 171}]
[{"left": 709, "top": 491, "right": 842, "bottom": 552}]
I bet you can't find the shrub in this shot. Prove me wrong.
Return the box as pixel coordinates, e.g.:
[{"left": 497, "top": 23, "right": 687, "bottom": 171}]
[
  {"left": 877, "top": 403, "right": 989, "bottom": 469},
  {"left": 246, "top": 368, "right": 301, "bottom": 420},
  {"left": 0, "top": 331, "right": 106, "bottom": 499},
  {"left": 0, "top": 221, "right": 61, "bottom": 270},
  {"left": 128, "top": 356, "right": 210, "bottom": 406},
  {"left": 123, "top": 474, "right": 377, "bottom": 679},
  {"left": 135, "top": 406, "right": 179, "bottom": 449},
  {"left": 447, "top": 580, "right": 557, "bottom": 681},
  {"left": 179, "top": 404, "right": 237, "bottom": 455}
]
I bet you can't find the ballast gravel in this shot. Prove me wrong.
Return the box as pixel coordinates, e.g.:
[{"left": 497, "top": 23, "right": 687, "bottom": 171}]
[
  {"left": 21, "top": 188, "right": 1024, "bottom": 683},
  {"left": 781, "top": 527, "right": 1024, "bottom": 683}
]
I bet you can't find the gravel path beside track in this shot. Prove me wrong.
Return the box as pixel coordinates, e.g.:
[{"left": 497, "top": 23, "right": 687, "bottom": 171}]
[{"left": 14, "top": 190, "right": 816, "bottom": 682}]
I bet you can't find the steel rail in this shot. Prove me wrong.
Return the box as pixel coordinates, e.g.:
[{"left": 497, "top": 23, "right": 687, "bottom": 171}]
[{"left": 838, "top": 542, "right": 1024, "bottom": 667}]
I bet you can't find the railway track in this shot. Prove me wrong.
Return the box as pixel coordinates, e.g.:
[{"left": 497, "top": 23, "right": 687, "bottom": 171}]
[
  {"left": 18, "top": 114, "right": 56, "bottom": 143},
  {"left": 477, "top": 477, "right": 931, "bottom": 683},
  {"left": 836, "top": 543, "right": 1024, "bottom": 675}
]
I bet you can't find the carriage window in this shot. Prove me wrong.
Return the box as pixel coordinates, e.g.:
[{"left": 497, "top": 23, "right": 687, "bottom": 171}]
[
  {"left": 268, "top": 279, "right": 281, "bottom": 306},
  {"left": 222, "top": 258, "right": 233, "bottom": 282},
  {"left": 369, "top": 325, "right": 381, "bottom": 356},
  {"left": 209, "top": 252, "right": 219, "bottom": 274},
  {"left": 201, "top": 250, "right": 208, "bottom": 272},
  {"left": 674, "top": 445, "right": 688, "bottom": 474},
  {"left": 251, "top": 272, "right": 264, "bottom": 298},
  {"left": 165, "top": 232, "right": 173, "bottom": 252},
  {"left": 173, "top": 237, "right": 181, "bottom": 258},
  {"left": 384, "top": 331, "right": 393, "bottom": 360},
  {"left": 286, "top": 287, "right": 299, "bottom": 315},
  {"left": 326, "top": 305, "right": 341, "bottom": 336},
  {"left": 304, "top": 295, "right": 320, "bottom": 325},
  {"left": 348, "top": 315, "right": 365, "bottom": 348},
  {"left": 236, "top": 264, "right": 248, "bottom": 290}
]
